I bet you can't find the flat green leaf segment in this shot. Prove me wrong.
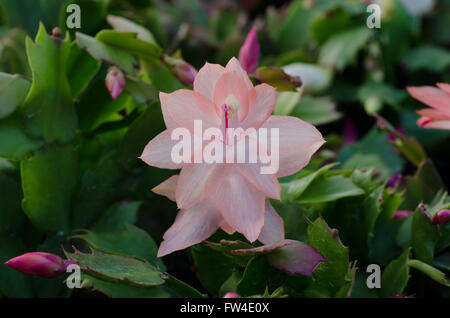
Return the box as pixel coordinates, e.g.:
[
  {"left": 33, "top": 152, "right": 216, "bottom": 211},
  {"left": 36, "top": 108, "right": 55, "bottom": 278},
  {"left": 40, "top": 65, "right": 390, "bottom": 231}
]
[
  {"left": 256, "top": 66, "right": 302, "bottom": 92},
  {"left": 65, "top": 248, "right": 165, "bottom": 287},
  {"left": 0, "top": 73, "right": 30, "bottom": 119},
  {"left": 22, "top": 24, "right": 77, "bottom": 143},
  {"left": 21, "top": 144, "right": 77, "bottom": 234}
]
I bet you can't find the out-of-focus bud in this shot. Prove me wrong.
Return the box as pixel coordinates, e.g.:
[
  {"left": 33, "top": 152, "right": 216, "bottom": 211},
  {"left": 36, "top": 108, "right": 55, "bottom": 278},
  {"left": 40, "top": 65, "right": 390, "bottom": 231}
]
[
  {"left": 164, "top": 56, "right": 197, "bottom": 86},
  {"left": 223, "top": 292, "right": 241, "bottom": 298},
  {"left": 4, "top": 252, "right": 74, "bottom": 278},
  {"left": 238, "top": 27, "right": 260, "bottom": 75},
  {"left": 386, "top": 173, "right": 402, "bottom": 188},
  {"left": 105, "top": 67, "right": 126, "bottom": 100},
  {"left": 393, "top": 210, "right": 413, "bottom": 219},
  {"left": 433, "top": 210, "right": 450, "bottom": 225},
  {"left": 343, "top": 118, "right": 357, "bottom": 144}
]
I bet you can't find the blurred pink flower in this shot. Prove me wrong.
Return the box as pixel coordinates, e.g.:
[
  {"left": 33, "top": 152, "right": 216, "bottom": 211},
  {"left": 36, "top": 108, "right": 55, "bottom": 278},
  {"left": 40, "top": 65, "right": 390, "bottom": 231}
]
[
  {"left": 238, "top": 27, "right": 260, "bottom": 75},
  {"left": 407, "top": 83, "right": 450, "bottom": 130},
  {"left": 433, "top": 210, "right": 450, "bottom": 225},
  {"left": 4, "top": 252, "right": 73, "bottom": 278},
  {"left": 141, "top": 58, "right": 324, "bottom": 257},
  {"left": 105, "top": 67, "right": 125, "bottom": 100},
  {"left": 223, "top": 292, "right": 241, "bottom": 298},
  {"left": 393, "top": 210, "right": 413, "bottom": 219},
  {"left": 343, "top": 118, "right": 357, "bottom": 144}
]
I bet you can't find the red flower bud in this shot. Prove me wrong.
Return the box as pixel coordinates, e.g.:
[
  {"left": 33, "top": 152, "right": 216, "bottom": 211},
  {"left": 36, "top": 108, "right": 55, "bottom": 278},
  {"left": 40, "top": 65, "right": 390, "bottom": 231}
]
[
  {"left": 4, "top": 252, "right": 71, "bottom": 278},
  {"left": 223, "top": 292, "right": 241, "bottom": 298},
  {"left": 238, "top": 27, "right": 260, "bottom": 75},
  {"left": 393, "top": 210, "right": 413, "bottom": 219},
  {"left": 433, "top": 209, "right": 450, "bottom": 225}
]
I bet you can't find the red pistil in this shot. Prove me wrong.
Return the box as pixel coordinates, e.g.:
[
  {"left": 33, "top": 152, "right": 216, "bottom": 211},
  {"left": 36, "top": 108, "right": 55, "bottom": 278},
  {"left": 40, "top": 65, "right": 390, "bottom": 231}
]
[{"left": 221, "top": 104, "right": 231, "bottom": 144}]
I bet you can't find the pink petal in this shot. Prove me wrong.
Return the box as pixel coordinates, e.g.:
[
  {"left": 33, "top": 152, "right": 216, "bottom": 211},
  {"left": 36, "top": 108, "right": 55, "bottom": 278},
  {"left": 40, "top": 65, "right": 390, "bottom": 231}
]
[
  {"left": 262, "top": 116, "right": 325, "bottom": 178},
  {"left": 225, "top": 57, "right": 254, "bottom": 91},
  {"left": 194, "top": 62, "right": 225, "bottom": 101},
  {"left": 236, "top": 163, "right": 280, "bottom": 200},
  {"left": 176, "top": 163, "right": 221, "bottom": 209},
  {"left": 416, "top": 108, "right": 450, "bottom": 120},
  {"left": 215, "top": 171, "right": 265, "bottom": 242},
  {"left": 436, "top": 82, "right": 450, "bottom": 95},
  {"left": 164, "top": 89, "right": 221, "bottom": 132},
  {"left": 152, "top": 175, "right": 178, "bottom": 201},
  {"left": 140, "top": 129, "right": 184, "bottom": 169},
  {"left": 157, "top": 202, "right": 223, "bottom": 257},
  {"left": 258, "top": 201, "right": 285, "bottom": 245},
  {"left": 420, "top": 119, "right": 450, "bottom": 130},
  {"left": 160, "top": 92, "right": 180, "bottom": 129},
  {"left": 267, "top": 239, "right": 327, "bottom": 276},
  {"left": 213, "top": 70, "right": 250, "bottom": 122},
  {"left": 407, "top": 86, "right": 450, "bottom": 112},
  {"left": 241, "top": 84, "right": 276, "bottom": 130},
  {"left": 220, "top": 220, "right": 236, "bottom": 235}
]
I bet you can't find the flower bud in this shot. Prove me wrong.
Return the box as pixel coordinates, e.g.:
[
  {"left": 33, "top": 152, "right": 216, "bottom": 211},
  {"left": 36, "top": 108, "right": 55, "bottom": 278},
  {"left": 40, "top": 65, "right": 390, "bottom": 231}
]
[
  {"left": 238, "top": 27, "right": 260, "bottom": 75},
  {"left": 223, "top": 292, "right": 241, "bottom": 298},
  {"left": 4, "top": 252, "right": 71, "bottom": 278},
  {"left": 164, "top": 56, "right": 197, "bottom": 86},
  {"left": 105, "top": 67, "right": 126, "bottom": 100},
  {"left": 386, "top": 173, "right": 402, "bottom": 188},
  {"left": 433, "top": 210, "right": 450, "bottom": 225},
  {"left": 393, "top": 210, "right": 413, "bottom": 219}
]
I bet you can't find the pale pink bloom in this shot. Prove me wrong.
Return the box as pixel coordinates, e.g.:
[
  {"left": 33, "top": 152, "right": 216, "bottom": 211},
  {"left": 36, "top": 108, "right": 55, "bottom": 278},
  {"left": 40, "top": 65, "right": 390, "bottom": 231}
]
[
  {"left": 407, "top": 83, "right": 450, "bottom": 130},
  {"left": 4, "top": 252, "right": 74, "bottom": 278},
  {"left": 238, "top": 27, "right": 260, "bottom": 75},
  {"left": 105, "top": 67, "right": 126, "bottom": 100},
  {"left": 141, "top": 58, "right": 324, "bottom": 257}
]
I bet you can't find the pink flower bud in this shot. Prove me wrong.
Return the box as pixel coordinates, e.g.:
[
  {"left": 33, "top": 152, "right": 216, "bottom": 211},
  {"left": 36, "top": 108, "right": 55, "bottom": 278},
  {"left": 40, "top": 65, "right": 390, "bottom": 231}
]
[
  {"left": 238, "top": 27, "right": 260, "bottom": 75},
  {"left": 393, "top": 210, "right": 413, "bottom": 219},
  {"left": 164, "top": 56, "right": 198, "bottom": 86},
  {"left": 223, "top": 292, "right": 241, "bottom": 298},
  {"left": 433, "top": 210, "right": 450, "bottom": 225},
  {"left": 4, "top": 252, "right": 71, "bottom": 278},
  {"left": 105, "top": 67, "right": 126, "bottom": 100},
  {"left": 343, "top": 118, "right": 357, "bottom": 144},
  {"left": 386, "top": 173, "right": 402, "bottom": 188}
]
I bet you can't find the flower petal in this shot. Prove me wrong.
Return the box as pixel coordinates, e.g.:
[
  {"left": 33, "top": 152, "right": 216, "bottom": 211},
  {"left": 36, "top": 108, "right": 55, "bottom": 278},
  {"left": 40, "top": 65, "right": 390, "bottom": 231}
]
[
  {"left": 159, "top": 92, "right": 178, "bottom": 129},
  {"left": 262, "top": 116, "right": 325, "bottom": 177},
  {"left": 225, "top": 57, "right": 254, "bottom": 90},
  {"left": 157, "top": 202, "right": 222, "bottom": 257},
  {"left": 267, "top": 239, "right": 327, "bottom": 276},
  {"left": 220, "top": 220, "right": 236, "bottom": 235},
  {"left": 236, "top": 163, "right": 280, "bottom": 200},
  {"left": 164, "top": 89, "right": 221, "bottom": 132},
  {"left": 258, "top": 201, "right": 285, "bottom": 245},
  {"left": 176, "top": 163, "right": 221, "bottom": 209},
  {"left": 437, "top": 82, "right": 450, "bottom": 95},
  {"left": 194, "top": 62, "right": 225, "bottom": 100},
  {"left": 215, "top": 171, "right": 265, "bottom": 242},
  {"left": 152, "top": 175, "right": 178, "bottom": 201},
  {"left": 241, "top": 84, "right": 276, "bottom": 130},
  {"left": 416, "top": 108, "right": 450, "bottom": 120},
  {"left": 407, "top": 86, "right": 450, "bottom": 113},
  {"left": 420, "top": 119, "right": 450, "bottom": 130},
  {"left": 213, "top": 70, "right": 250, "bottom": 122},
  {"left": 140, "top": 129, "right": 183, "bottom": 169}
]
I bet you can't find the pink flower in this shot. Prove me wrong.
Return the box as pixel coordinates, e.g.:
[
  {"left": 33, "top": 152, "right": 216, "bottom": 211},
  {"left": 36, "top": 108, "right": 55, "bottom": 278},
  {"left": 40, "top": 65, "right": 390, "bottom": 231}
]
[
  {"left": 223, "top": 292, "right": 241, "bottom": 298},
  {"left": 407, "top": 83, "right": 450, "bottom": 130},
  {"left": 105, "top": 67, "right": 126, "bottom": 100},
  {"left": 141, "top": 58, "right": 324, "bottom": 257},
  {"left": 433, "top": 210, "right": 450, "bottom": 225},
  {"left": 4, "top": 252, "right": 73, "bottom": 278},
  {"left": 393, "top": 210, "right": 413, "bottom": 219},
  {"left": 238, "top": 27, "right": 260, "bottom": 75}
]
